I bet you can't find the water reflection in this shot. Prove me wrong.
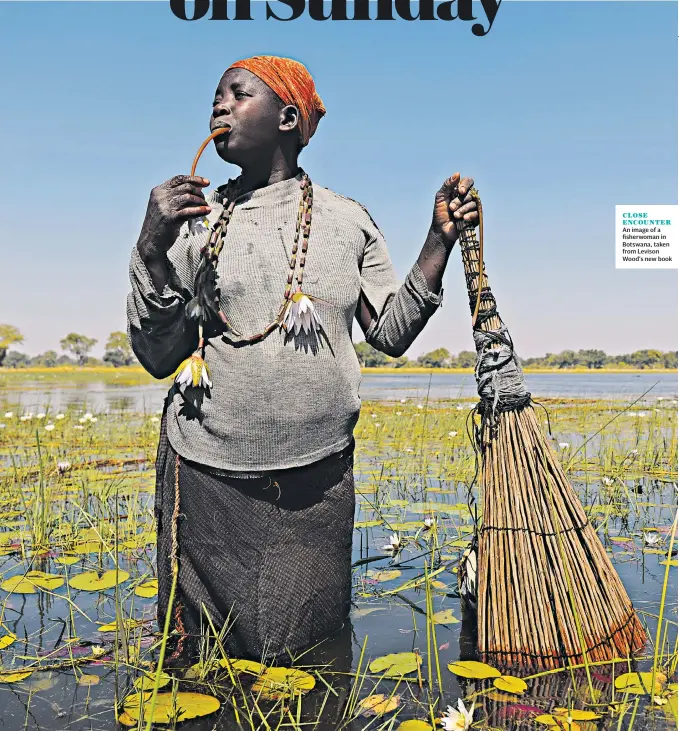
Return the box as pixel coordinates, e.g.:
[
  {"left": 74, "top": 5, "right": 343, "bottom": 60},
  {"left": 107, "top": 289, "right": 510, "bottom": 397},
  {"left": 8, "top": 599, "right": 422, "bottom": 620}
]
[{"left": 2, "top": 372, "right": 676, "bottom": 413}]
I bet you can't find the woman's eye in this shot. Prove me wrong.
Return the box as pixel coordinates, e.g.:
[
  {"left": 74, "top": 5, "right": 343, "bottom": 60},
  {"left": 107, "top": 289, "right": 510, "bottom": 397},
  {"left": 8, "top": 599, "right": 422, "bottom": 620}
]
[{"left": 234, "top": 92, "right": 247, "bottom": 99}]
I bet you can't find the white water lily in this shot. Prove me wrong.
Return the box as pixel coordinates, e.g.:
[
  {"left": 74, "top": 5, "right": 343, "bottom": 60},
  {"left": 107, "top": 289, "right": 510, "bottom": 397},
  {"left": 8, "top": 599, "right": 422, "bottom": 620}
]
[
  {"left": 644, "top": 531, "right": 661, "bottom": 546},
  {"left": 417, "top": 404, "right": 423, "bottom": 409},
  {"left": 57, "top": 461, "right": 72, "bottom": 474},
  {"left": 282, "top": 291, "right": 322, "bottom": 336},
  {"left": 424, "top": 516, "right": 435, "bottom": 529},
  {"left": 175, "top": 354, "right": 212, "bottom": 389},
  {"left": 382, "top": 532, "right": 401, "bottom": 553},
  {"left": 558, "top": 442, "right": 570, "bottom": 450},
  {"left": 0, "top": 424, "right": 5, "bottom": 429},
  {"left": 37, "top": 413, "right": 46, "bottom": 419},
  {"left": 56, "top": 413, "right": 65, "bottom": 420},
  {"left": 456, "top": 405, "right": 464, "bottom": 410},
  {"left": 602, "top": 477, "right": 614, "bottom": 486},
  {"left": 44, "top": 424, "right": 55, "bottom": 431},
  {"left": 4, "top": 412, "right": 13, "bottom": 419},
  {"left": 150, "top": 416, "right": 160, "bottom": 424},
  {"left": 441, "top": 699, "right": 475, "bottom": 731},
  {"left": 73, "top": 425, "right": 84, "bottom": 430},
  {"left": 188, "top": 216, "right": 210, "bottom": 236},
  {"left": 448, "top": 431, "right": 458, "bottom": 437},
  {"left": 400, "top": 399, "right": 406, "bottom": 403}
]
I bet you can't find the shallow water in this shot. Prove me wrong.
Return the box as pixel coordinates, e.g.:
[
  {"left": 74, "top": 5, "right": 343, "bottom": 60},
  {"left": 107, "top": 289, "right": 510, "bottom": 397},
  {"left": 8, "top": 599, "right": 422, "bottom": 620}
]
[
  {"left": 1, "top": 371, "right": 677, "bottom": 413},
  {"left": 0, "top": 379, "right": 676, "bottom": 730}
]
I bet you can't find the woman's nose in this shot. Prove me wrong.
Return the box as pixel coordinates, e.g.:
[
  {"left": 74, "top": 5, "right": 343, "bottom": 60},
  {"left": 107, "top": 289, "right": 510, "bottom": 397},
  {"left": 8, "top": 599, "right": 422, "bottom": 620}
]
[{"left": 213, "top": 100, "right": 232, "bottom": 118}]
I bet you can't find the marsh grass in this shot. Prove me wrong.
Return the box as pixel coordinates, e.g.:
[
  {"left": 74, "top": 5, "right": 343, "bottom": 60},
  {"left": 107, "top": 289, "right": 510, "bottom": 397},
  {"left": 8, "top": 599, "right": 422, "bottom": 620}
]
[{"left": 0, "top": 384, "right": 675, "bottom": 729}]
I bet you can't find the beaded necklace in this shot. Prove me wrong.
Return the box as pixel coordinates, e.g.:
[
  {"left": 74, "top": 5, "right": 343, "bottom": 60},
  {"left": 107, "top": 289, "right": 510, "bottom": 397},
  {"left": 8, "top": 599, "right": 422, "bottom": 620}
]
[{"left": 174, "top": 170, "right": 319, "bottom": 391}]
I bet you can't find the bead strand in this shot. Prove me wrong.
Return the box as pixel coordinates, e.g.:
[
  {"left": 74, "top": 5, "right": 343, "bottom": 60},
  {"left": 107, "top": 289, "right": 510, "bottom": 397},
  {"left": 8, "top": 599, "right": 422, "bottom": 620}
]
[{"left": 195, "top": 172, "right": 314, "bottom": 345}]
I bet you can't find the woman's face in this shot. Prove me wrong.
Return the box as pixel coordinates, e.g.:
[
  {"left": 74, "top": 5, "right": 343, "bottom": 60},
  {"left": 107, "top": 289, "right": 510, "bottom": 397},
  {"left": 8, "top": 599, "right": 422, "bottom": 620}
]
[{"left": 210, "top": 68, "right": 297, "bottom": 166}]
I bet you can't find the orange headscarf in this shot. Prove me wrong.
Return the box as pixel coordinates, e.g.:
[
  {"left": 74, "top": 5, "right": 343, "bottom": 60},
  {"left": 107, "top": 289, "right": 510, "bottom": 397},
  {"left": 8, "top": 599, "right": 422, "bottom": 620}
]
[{"left": 227, "top": 55, "right": 326, "bottom": 147}]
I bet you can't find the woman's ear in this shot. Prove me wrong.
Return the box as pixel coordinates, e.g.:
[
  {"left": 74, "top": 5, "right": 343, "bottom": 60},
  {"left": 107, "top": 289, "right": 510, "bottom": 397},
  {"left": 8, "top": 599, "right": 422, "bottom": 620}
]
[{"left": 279, "top": 104, "right": 300, "bottom": 133}]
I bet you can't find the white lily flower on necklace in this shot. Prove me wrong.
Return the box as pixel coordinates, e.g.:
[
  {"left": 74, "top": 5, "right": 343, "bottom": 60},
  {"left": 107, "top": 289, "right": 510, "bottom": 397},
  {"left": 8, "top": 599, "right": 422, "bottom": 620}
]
[
  {"left": 174, "top": 353, "right": 212, "bottom": 390},
  {"left": 188, "top": 216, "right": 210, "bottom": 236},
  {"left": 440, "top": 699, "right": 475, "bottom": 731},
  {"left": 382, "top": 532, "right": 401, "bottom": 553},
  {"left": 282, "top": 291, "right": 322, "bottom": 336}
]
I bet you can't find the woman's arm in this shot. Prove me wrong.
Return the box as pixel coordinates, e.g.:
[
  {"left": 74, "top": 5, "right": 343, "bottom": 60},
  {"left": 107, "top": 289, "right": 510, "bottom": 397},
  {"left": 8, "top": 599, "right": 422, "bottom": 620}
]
[
  {"left": 126, "top": 237, "right": 199, "bottom": 379},
  {"left": 355, "top": 173, "right": 478, "bottom": 356},
  {"left": 126, "top": 175, "right": 218, "bottom": 379}
]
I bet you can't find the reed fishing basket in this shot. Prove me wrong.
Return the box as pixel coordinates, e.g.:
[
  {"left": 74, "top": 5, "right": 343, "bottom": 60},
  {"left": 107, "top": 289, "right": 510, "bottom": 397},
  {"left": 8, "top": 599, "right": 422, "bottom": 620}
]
[{"left": 455, "top": 189, "right": 647, "bottom": 671}]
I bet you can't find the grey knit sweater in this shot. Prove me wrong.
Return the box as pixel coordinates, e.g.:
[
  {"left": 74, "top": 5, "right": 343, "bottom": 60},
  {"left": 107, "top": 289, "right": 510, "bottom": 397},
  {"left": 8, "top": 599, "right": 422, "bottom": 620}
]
[{"left": 127, "top": 172, "right": 443, "bottom": 472}]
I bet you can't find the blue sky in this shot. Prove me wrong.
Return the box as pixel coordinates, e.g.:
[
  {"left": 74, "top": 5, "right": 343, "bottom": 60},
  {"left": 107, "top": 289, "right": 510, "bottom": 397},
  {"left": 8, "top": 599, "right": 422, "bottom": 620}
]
[{"left": 0, "top": 1, "right": 676, "bottom": 359}]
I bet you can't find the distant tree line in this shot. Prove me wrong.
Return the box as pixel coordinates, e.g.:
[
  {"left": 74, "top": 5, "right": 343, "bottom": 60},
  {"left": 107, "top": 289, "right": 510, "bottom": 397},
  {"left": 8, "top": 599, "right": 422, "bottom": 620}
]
[
  {"left": 354, "top": 342, "right": 678, "bottom": 370},
  {"left": 0, "top": 325, "right": 137, "bottom": 368},
  {"left": 1, "top": 323, "right": 676, "bottom": 370}
]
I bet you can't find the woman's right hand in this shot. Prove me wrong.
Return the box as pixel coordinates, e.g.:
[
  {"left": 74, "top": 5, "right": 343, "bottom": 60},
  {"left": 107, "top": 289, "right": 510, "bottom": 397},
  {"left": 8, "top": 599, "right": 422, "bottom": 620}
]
[{"left": 137, "top": 175, "right": 212, "bottom": 259}]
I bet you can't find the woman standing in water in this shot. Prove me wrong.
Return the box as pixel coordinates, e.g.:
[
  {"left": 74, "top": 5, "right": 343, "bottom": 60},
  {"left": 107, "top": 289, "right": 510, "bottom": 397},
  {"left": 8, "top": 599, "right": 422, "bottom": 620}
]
[{"left": 127, "top": 55, "right": 478, "bottom": 663}]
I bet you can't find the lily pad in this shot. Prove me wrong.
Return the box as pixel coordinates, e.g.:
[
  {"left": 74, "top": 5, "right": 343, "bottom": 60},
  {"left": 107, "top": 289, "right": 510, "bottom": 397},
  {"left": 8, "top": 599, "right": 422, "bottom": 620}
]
[
  {"left": 355, "top": 520, "right": 382, "bottom": 528},
  {"left": 367, "top": 570, "right": 402, "bottom": 582},
  {"left": 220, "top": 658, "right": 265, "bottom": 675},
  {"left": 553, "top": 709, "right": 601, "bottom": 721},
  {"left": 1, "top": 571, "right": 64, "bottom": 594},
  {"left": 55, "top": 555, "right": 80, "bottom": 566},
  {"left": 534, "top": 716, "right": 581, "bottom": 730},
  {"left": 78, "top": 674, "right": 100, "bottom": 686},
  {"left": 494, "top": 675, "right": 528, "bottom": 694},
  {"left": 0, "top": 629, "right": 16, "bottom": 650},
  {"left": 251, "top": 667, "right": 315, "bottom": 699},
  {"left": 134, "top": 579, "right": 158, "bottom": 598},
  {"left": 134, "top": 671, "right": 171, "bottom": 691},
  {"left": 97, "top": 618, "right": 145, "bottom": 632},
  {"left": 0, "top": 670, "right": 33, "bottom": 683},
  {"left": 433, "top": 609, "right": 459, "bottom": 625},
  {"left": 369, "top": 652, "right": 422, "bottom": 678},
  {"left": 486, "top": 690, "right": 517, "bottom": 703},
  {"left": 70, "top": 570, "right": 130, "bottom": 592},
  {"left": 357, "top": 693, "right": 401, "bottom": 716},
  {"left": 396, "top": 721, "right": 433, "bottom": 731},
  {"left": 390, "top": 521, "right": 423, "bottom": 531},
  {"left": 71, "top": 541, "right": 104, "bottom": 555},
  {"left": 447, "top": 660, "right": 501, "bottom": 679},
  {"left": 614, "top": 671, "right": 666, "bottom": 695},
  {"left": 123, "top": 692, "right": 220, "bottom": 724}
]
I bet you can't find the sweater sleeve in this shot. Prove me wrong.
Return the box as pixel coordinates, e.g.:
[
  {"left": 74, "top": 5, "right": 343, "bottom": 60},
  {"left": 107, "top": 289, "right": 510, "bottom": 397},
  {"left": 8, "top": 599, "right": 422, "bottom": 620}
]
[
  {"left": 358, "top": 211, "right": 444, "bottom": 358},
  {"left": 126, "top": 228, "right": 201, "bottom": 379}
]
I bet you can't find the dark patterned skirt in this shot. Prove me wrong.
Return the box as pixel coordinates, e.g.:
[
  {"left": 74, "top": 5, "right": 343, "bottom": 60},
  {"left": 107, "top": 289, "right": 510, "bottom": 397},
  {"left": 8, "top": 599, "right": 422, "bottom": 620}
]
[{"left": 154, "top": 407, "right": 356, "bottom": 663}]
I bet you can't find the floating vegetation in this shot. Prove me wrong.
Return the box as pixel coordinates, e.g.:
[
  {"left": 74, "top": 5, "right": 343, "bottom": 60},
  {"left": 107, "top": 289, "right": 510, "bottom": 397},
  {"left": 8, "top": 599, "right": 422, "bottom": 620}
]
[{"left": 0, "top": 376, "right": 675, "bottom": 729}]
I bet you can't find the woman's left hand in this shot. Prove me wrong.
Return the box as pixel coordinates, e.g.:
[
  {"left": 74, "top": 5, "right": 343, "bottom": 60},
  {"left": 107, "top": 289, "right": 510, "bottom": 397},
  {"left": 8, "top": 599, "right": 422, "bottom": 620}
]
[{"left": 431, "top": 172, "right": 479, "bottom": 244}]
